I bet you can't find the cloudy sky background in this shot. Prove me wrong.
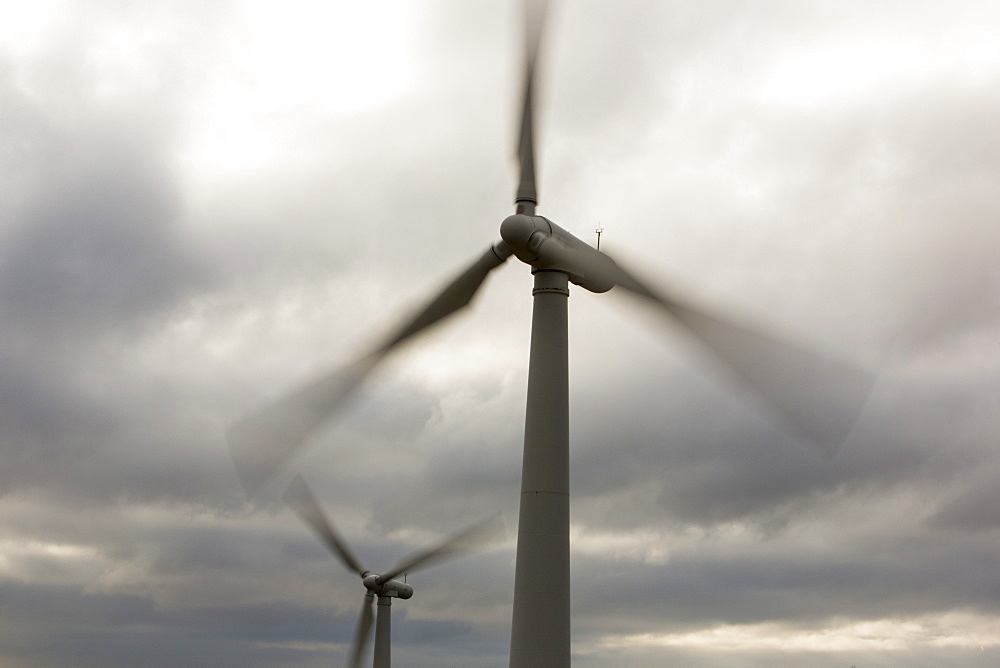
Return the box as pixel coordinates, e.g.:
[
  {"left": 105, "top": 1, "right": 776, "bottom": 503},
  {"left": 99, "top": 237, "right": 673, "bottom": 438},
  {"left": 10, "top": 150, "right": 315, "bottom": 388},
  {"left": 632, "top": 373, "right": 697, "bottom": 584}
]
[{"left": 2, "top": 0, "right": 999, "bottom": 665}]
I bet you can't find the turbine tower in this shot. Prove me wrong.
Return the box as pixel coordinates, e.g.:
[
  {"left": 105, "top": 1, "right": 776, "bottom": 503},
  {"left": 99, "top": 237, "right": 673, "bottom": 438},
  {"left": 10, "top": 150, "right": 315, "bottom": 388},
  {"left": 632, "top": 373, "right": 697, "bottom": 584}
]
[{"left": 229, "top": 2, "right": 872, "bottom": 665}]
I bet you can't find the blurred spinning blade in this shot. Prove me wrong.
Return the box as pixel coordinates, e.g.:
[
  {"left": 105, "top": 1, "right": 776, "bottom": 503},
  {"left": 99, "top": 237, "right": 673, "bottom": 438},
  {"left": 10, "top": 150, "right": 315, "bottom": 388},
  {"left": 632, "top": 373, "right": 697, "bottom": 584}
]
[
  {"left": 514, "top": 0, "right": 549, "bottom": 207},
  {"left": 532, "top": 234, "right": 871, "bottom": 450},
  {"left": 283, "top": 474, "right": 367, "bottom": 576},
  {"left": 348, "top": 593, "right": 374, "bottom": 668},
  {"left": 613, "top": 261, "right": 873, "bottom": 452},
  {"left": 380, "top": 513, "right": 506, "bottom": 583},
  {"left": 228, "top": 244, "right": 511, "bottom": 495}
]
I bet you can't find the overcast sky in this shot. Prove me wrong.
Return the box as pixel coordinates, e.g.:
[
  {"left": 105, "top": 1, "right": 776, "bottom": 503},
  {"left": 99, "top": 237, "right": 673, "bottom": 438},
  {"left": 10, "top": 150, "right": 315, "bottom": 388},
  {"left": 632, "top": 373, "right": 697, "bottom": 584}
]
[{"left": 2, "top": 1, "right": 999, "bottom": 666}]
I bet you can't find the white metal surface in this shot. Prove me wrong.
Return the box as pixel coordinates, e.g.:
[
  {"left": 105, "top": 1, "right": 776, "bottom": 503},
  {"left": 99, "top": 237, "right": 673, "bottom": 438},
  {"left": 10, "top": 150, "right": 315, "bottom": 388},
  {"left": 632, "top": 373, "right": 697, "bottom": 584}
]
[{"left": 509, "top": 270, "right": 571, "bottom": 667}]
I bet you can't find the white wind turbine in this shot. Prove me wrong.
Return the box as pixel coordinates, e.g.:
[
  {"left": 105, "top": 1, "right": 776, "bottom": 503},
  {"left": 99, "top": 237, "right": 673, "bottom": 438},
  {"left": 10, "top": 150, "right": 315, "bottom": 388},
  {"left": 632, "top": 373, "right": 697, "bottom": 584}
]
[
  {"left": 283, "top": 475, "right": 503, "bottom": 668},
  {"left": 229, "top": 2, "right": 872, "bottom": 665}
]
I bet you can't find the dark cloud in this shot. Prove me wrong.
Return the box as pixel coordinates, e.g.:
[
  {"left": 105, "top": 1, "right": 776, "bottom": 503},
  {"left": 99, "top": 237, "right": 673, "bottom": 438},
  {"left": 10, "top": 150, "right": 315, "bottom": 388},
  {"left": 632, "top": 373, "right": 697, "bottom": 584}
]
[
  {"left": 926, "top": 461, "right": 1000, "bottom": 532},
  {"left": 1, "top": 1, "right": 999, "bottom": 666},
  {"left": 0, "top": 580, "right": 352, "bottom": 668},
  {"left": 0, "top": 118, "right": 209, "bottom": 340}
]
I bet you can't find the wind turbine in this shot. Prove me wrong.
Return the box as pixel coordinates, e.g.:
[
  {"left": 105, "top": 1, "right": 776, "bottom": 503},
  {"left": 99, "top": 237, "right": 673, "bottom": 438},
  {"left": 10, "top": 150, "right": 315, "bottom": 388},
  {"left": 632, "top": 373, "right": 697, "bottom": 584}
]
[
  {"left": 282, "top": 474, "right": 504, "bottom": 668},
  {"left": 229, "top": 2, "right": 872, "bottom": 665}
]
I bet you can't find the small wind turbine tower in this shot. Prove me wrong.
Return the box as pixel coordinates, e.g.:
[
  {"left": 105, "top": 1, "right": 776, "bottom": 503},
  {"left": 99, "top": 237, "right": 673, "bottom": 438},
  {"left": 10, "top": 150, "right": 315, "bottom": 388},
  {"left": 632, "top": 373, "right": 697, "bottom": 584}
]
[{"left": 282, "top": 475, "right": 502, "bottom": 668}]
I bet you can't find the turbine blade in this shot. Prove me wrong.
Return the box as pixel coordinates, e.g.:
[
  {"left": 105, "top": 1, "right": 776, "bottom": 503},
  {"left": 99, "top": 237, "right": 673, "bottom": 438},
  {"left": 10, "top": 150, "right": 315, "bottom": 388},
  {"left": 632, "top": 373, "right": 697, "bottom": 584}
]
[
  {"left": 227, "top": 243, "right": 512, "bottom": 495},
  {"left": 510, "top": 234, "right": 870, "bottom": 447},
  {"left": 347, "top": 592, "right": 375, "bottom": 668},
  {"left": 613, "top": 263, "right": 874, "bottom": 453},
  {"left": 514, "top": 0, "right": 549, "bottom": 208},
  {"left": 376, "top": 242, "right": 512, "bottom": 355},
  {"left": 283, "top": 475, "right": 367, "bottom": 577},
  {"left": 380, "top": 513, "right": 505, "bottom": 583},
  {"left": 228, "top": 356, "right": 375, "bottom": 496}
]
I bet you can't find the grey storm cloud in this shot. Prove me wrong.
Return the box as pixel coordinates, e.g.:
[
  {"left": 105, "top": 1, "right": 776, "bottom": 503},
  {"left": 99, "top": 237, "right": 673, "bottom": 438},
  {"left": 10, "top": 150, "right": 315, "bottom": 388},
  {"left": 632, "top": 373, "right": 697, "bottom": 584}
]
[
  {"left": 0, "top": 103, "right": 216, "bottom": 501},
  {"left": 1, "top": 1, "right": 999, "bottom": 667},
  {"left": 1, "top": 124, "right": 202, "bottom": 336}
]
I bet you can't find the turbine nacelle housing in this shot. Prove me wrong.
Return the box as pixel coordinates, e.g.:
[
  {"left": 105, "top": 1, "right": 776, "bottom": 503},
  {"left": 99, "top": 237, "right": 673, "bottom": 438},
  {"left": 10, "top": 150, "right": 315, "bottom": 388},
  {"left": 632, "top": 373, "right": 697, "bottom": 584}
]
[
  {"left": 500, "top": 214, "right": 617, "bottom": 293},
  {"left": 363, "top": 573, "right": 414, "bottom": 599}
]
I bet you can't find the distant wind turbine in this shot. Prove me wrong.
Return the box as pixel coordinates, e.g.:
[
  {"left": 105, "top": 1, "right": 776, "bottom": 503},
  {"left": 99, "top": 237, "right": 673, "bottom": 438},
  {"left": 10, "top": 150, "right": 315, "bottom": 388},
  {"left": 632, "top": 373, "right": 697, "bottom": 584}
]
[{"left": 283, "top": 475, "right": 503, "bottom": 668}]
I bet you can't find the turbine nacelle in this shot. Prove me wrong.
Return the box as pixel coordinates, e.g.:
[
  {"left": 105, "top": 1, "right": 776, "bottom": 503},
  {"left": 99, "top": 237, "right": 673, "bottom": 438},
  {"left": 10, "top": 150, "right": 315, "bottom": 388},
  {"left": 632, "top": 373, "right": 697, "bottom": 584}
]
[
  {"left": 500, "top": 214, "right": 617, "bottom": 293},
  {"left": 362, "top": 573, "right": 414, "bottom": 599}
]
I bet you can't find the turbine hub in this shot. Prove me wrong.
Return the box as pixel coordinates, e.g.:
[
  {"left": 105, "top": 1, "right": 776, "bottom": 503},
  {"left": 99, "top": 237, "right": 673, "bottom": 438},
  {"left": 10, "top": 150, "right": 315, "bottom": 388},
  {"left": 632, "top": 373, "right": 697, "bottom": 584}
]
[{"left": 500, "top": 214, "right": 552, "bottom": 263}]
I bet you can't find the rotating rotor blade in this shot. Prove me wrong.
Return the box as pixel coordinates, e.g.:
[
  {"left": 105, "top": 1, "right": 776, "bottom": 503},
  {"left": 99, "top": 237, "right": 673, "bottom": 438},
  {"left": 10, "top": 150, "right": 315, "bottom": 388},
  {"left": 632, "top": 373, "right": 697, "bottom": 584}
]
[
  {"left": 529, "top": 234, "right": 871, "bottom": 450},
  {"left": 380, "top": 513, "right": 505, "bottom": 584},
  {"left": 283, "top": 475, "right": 367, "bottom": 577},
  {"left": 228, "top": 243, "right": 513, "bottom": 495},
  {"left": 347, "top": 592, "right": 375, "bottom": 668},
  {"left": 612, "top": 262, "right": 873, "bottom": 452},
  {"left": 514, "top": 0, "right": 549, "bottom": 208},
  {"left": 376, "top": 242, "right": 512, "bottom": 355},
  {"left": 229, "top": 356, "right": 375, "bottom": 496}
]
